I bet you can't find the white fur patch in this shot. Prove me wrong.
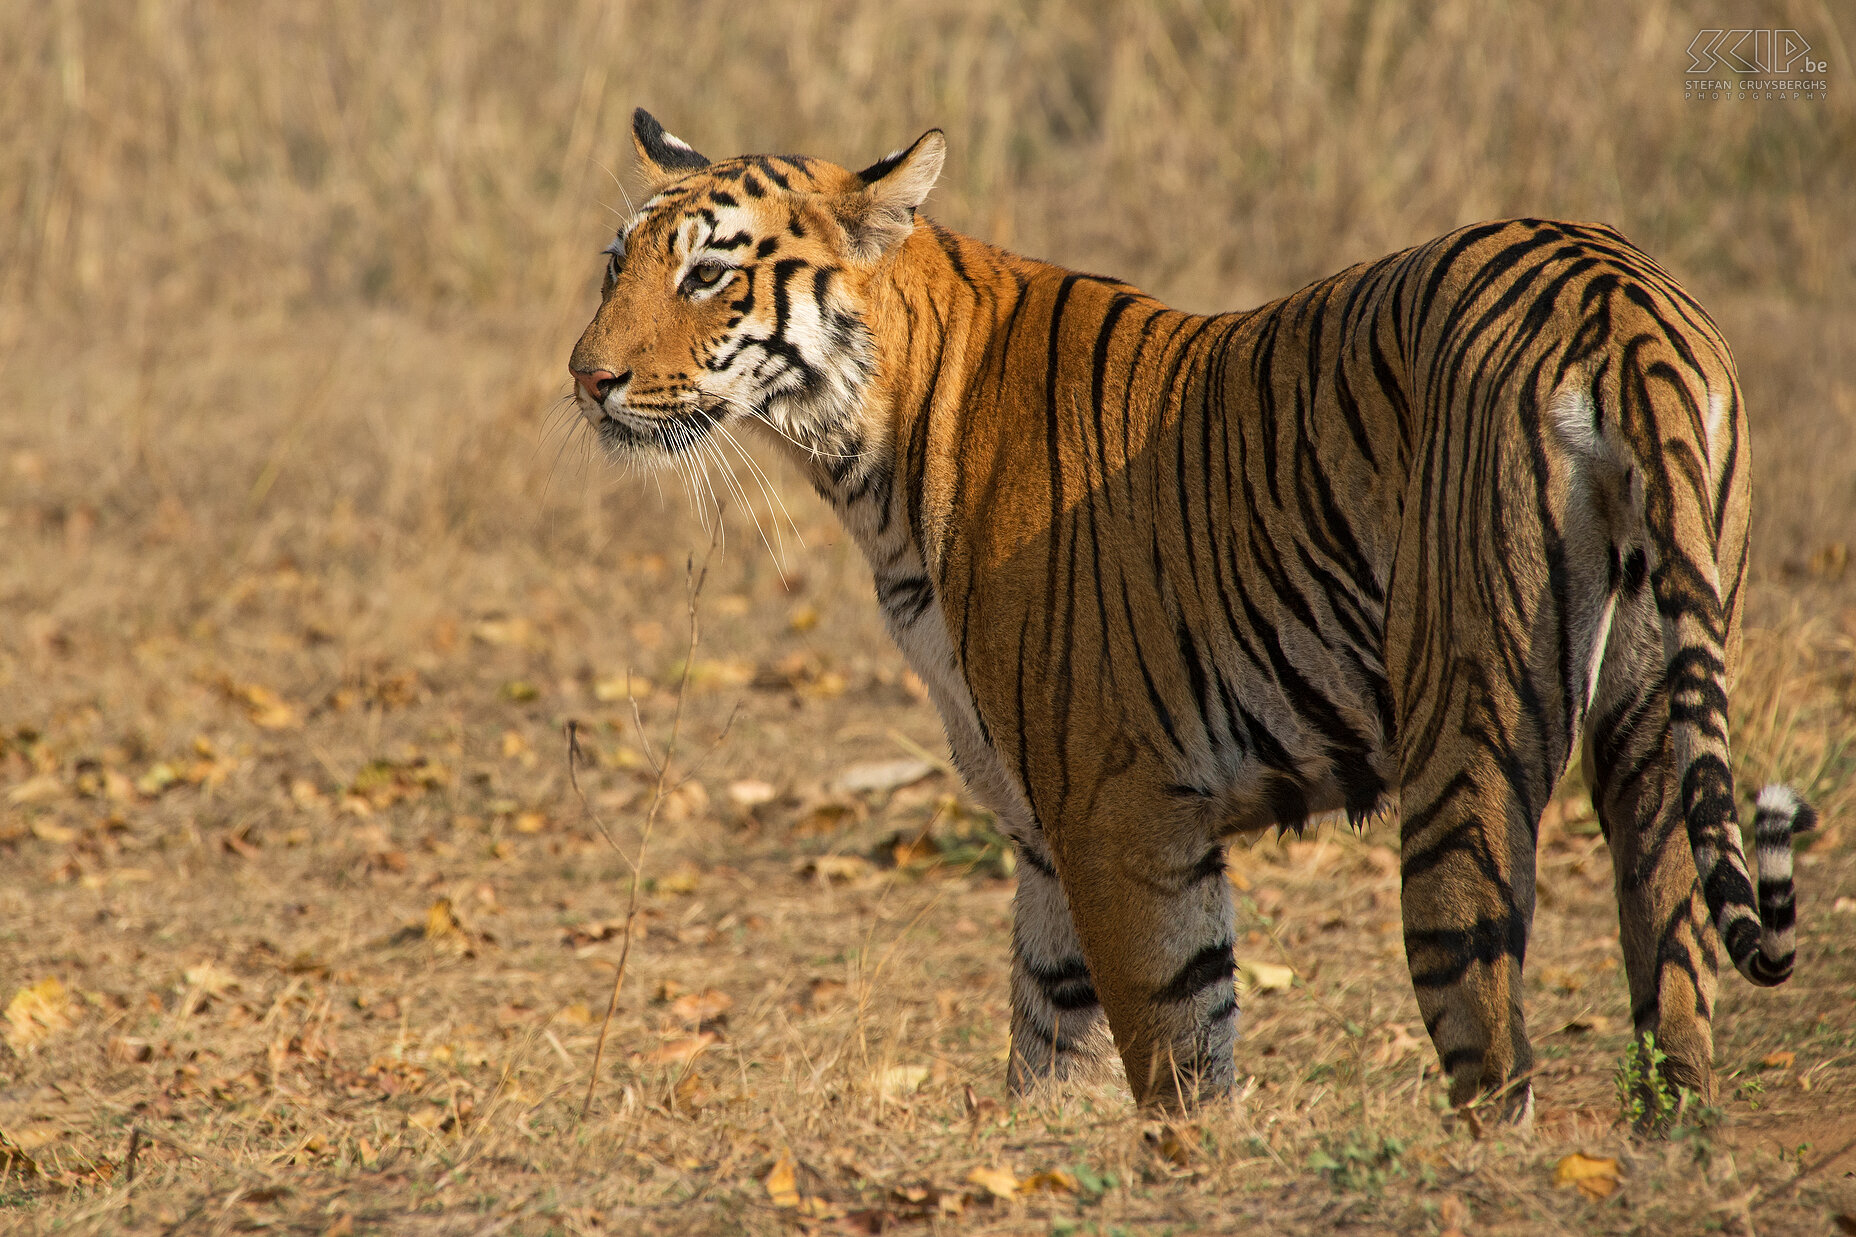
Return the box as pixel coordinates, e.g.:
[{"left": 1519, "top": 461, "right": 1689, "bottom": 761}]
[
  {"left": 1756, "top": 784, "right": 1800, "bottom": 816},
  {"left": 1585, "top": 594, "right": 1617, "bottom": 713},
  {"left": 1705, "top": 391, "right": 1730, "bottom": 454},
  {"left": 1546, "top": 387, "right": 1602, "bottom": 460}
]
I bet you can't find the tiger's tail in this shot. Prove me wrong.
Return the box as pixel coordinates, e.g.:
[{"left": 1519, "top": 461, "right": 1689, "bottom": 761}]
[{"left": 1634, "top": 394, "right": 1817, "bottom": 988}]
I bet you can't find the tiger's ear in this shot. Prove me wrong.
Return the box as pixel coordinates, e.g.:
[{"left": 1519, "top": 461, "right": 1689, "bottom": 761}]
[
  {"left": 632, "top": 108, "right": 710, "bottom": 188},
  {"left": 840, "top": 129, "right": 946, "bottom": 260}
]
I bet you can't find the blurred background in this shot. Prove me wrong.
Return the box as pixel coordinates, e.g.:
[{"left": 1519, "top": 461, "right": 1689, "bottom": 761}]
[{"left": 2, "top": 0, "right": 1850, "bottom": 626}]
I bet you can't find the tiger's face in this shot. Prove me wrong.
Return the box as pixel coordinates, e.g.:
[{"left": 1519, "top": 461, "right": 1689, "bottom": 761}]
[{"left": 568, "top": 111, "right": 944, "bottom": 471}]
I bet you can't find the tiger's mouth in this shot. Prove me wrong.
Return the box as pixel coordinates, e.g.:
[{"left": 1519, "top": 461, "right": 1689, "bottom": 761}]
[{"left": 592, "top": 398, "right": 729, "bottom": 460}]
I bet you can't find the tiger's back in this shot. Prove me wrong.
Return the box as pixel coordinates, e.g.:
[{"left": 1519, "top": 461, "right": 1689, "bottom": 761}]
[{"left": 569, "top": 113, "right": 1815, "bottom": 1117}]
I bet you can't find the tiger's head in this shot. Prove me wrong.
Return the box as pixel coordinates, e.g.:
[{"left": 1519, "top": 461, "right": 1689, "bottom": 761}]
[{"left": 568, "top": 110, "right": 944, "bottom": 475}]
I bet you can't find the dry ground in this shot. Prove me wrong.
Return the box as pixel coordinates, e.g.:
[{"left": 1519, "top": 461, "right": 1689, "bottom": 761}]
[{"left": 4, "top": 1, "right": 1855, "bottom": 1233}]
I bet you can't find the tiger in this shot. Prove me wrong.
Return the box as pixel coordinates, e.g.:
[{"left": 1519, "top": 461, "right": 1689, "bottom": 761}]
[{"left": 567, "top": 109, "right": 1818, "bottom": 1117}]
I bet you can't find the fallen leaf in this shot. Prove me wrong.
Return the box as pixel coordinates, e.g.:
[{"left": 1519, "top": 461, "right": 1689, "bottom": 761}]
[
  {"left": 659, "top": 781, "right": 709, "bottom": 822},
  {"left": 727, "top": 779, "right": 778, "bottom": 809},
  {"left": 669, "top": 989, "right": 732, "bottom": 1024},
  {"left": 230, "top": 682, "right": 298, "bottom": 729},
  {"left": 425, "top": 898, "right": 464, "bottom": 940},
  {"left": 656, "top": 864, "right": 701, "bottom": 895},
  {"left": 1438, "top": 1193, "right": 1470, "bottom": 1237},
  {"left": 29, "top": 819, "right": 77, "bottom": 844},
  {"left": 1558, "top": 1013, "right": 1613, "bottom": 1035},
  {"left": 1018, "top": 1169, "right": 1077, "bottom": 1195},
  {"left": 0, "top": 1129, "right": 39, "bottom": 1179},
  {"left": 764, "top": 1154, "right": 800, "bottom": 1208},
  {"left": 5, "top": 978, "right": 77, "bottom": 1051},
  {"left": 1236, "top": 960, "right": 1294, "bottom": 992},
  {"left": 1539, "top": 966, "right": 1584, "bottom": 994},
  {"left": 107, "top": 1036, "right": 156, "bottom": 1064},
  {"left": 182, "top": 963, "right": 240, "bottom": 1000},
  {"left": 6, "top": 774, "right": 64, "bottom": 805},
  {"left": 965, "top": 1166, "right": 1019, "bottom": 1199},
  {"left": 136, "top": 762, "right": 181, "bottom": 797},
  {"left": 647, "top": 1032, "right": 717, "bottom": 1066},
  {"left": 1376, "top": 1022, "right": 1428, "bottom": 1064},
  {"left": 1761, "top": 1050, "right": 1796, "bottom": 1070},
  {"left": 1145, "top": 1123, "right": 1192, "bottom": 1167},
  {"left": 876, "top": 1064, "right": 929, "bottom": 1100},
  {"left": 406, "top": 1107, "right": 447, "bottom": 1133},
  {"left": 834, "top": 759, "right": 937, "bottom": 796},
  {"left": 472, "top": 618, "right": 532, "bottom": 647},
  {"left": 1553, "top": 1152, "right": 1621, "bottom": 1200},
  {"left": 800, "top": 854, "right": 875, "bottom": 884},
  {"left": 792, "top": 800, "right": 861, "bottom": 836}
]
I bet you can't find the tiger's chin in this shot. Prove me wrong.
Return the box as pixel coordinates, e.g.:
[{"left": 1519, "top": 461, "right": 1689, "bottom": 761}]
[{"left": 588, "top": 403, "right": 724, "bottom": 465}]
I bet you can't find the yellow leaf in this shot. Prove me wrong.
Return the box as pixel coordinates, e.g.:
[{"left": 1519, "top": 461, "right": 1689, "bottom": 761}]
[
  {"left": 801, "top": 854, "right": 875, "bottom": 885},
  {"left": 1019, "top": 1169, "right": 1077, "bottom": 1195},
  {"left": 965, "top": 1166, "right": 1019, "bottom": 1199},
  {"left": 1375, "top": 1023, "right": 1428, "bottom": 1064},
  {"left": 472, "top": 618, "right": 532, "bottom": 647},
  {"left": 646, "top": 1032, "right": 717, "bottom": 1065},
  {"left": 0, "top": 1129, "right": 40, "bottom": 1179},
  {"left": 788, "top": 604, "right": 820, "bottom": 633},
  {"left": 136, "top": 762, "right": 181, "bottom": 797},
  {"left": 876, "top": 1064, "right": 929, "bottom": 1100},
  {"left": 834, "top": 758, "right": 936, "bottom": 795},
  {"left": 727, "top": 779, "right": 778, "bottom": 809},
  {"left": 669, "top": 989, "right": 732, "bottom": 1024},
  {"left": 1553, "top": 1153, "right": 1621, "bottom": 1200},
  {"left": 557, "top": 1003, "right": 594, "bottom": 1026},
  {"left": 235, "top": 683, "right": 299, "bottom": 729},
  {"left": 183, "top": 962, "right": 240, "bottom": 993},
  {"left": 29, "top": 819, "right": 77, "bottom": 844},
  {"left": 406, "top": 1107, "right": 446, "bottom": 1133},
  {"left": 764, "top": 1154, "right": 800, "bottom": 1208},
  {"left": 425, "top": 898, "right": 464, "bottom": 940},
  {"left": 1760, "top": 1050, "right": 1796, "bottom": 1070},
  {"left": 4, "top": 979, "right": 77, "bottom": 1052},
  {"left": 1236, "top": 960, "right": 1294, "bottom": 992},
  {"left": 656, "top": 864, "right": 700, "bottom": 895},
  {"left": 6, "top": 774, "right": 65, "bottom": 805}
]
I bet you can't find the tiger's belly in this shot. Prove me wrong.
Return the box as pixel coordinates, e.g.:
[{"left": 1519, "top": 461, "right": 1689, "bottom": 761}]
[{"left": 881, "top": 566, "right": 1396, "bottom": 851}]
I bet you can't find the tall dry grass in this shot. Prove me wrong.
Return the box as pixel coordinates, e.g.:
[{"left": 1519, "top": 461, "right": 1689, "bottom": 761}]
[{"left": 5, "top": 0, "right": 1851, "bottom": 321}]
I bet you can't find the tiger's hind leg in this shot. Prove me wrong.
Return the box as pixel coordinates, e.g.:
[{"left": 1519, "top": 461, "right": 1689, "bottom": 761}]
[
  {"left": 1585, "top": 590, "right": 1719, "bottom": 1099},
  {"left": 1396, "top": 741, "right": 1543, "bottom": 1118},
  {"left": 1006, "top": 846, "right": 1119, "bottom": 1092}
]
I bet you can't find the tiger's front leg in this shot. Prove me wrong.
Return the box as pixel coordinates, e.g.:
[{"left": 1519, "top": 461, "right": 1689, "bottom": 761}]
[{"left": 1044, "top": 788, "right": 1242, "bottom": 1108}]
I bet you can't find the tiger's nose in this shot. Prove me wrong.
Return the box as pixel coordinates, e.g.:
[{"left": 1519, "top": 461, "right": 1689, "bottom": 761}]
[{"left": 571, "top": 367, "right": 627, "bottom": 402}]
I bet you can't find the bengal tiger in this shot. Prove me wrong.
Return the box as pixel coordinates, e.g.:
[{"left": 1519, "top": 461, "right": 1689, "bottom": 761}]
[{"left": 567, "top": 109, "right": 1817, "bottom": 1117}]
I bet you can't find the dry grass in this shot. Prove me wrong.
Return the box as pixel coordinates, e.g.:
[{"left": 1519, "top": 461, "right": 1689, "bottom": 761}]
[{"left": 2, "top": 0, "right": 1854, "bottom": 1233}]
